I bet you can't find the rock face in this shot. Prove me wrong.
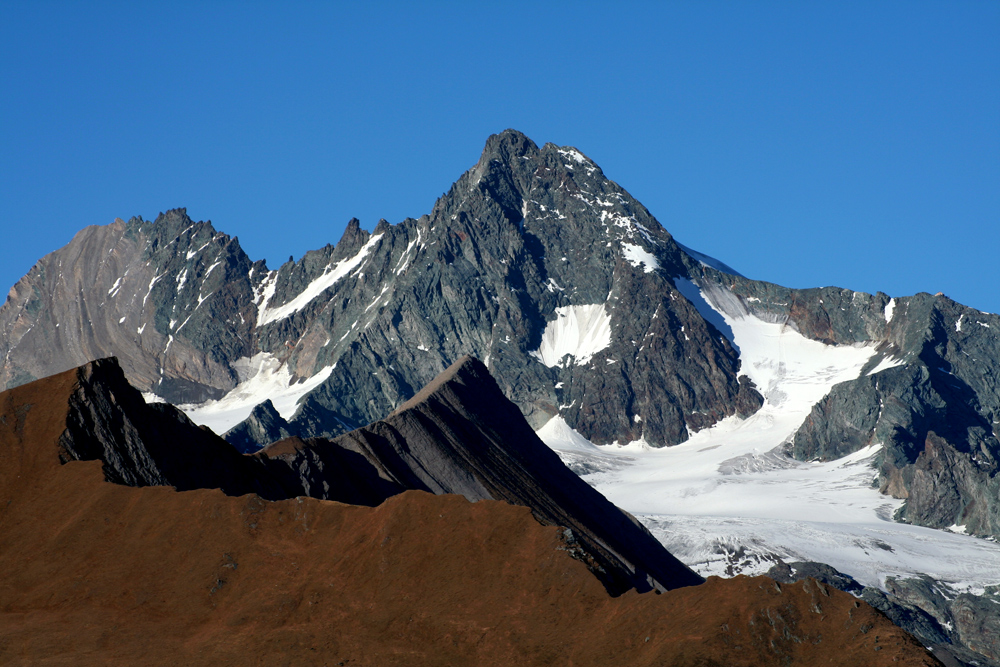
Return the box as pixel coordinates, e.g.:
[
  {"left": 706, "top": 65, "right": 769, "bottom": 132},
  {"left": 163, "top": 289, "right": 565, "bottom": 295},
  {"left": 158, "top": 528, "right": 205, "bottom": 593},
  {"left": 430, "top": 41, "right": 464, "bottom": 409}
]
[
  {"left": 0, "top": 209, "right": 262, "bottom": 403},
  {"left": 223, "top": 399, "right": 296, "bottom": 454},
  {"left": 46, "top": 355, "right": 703, "bottom": 595},
  {"left": 57, "top": 357, "right": 275, "bottom": 494},
  {"left": 0, "top": 364, "right": 943, "bottom": 666}
]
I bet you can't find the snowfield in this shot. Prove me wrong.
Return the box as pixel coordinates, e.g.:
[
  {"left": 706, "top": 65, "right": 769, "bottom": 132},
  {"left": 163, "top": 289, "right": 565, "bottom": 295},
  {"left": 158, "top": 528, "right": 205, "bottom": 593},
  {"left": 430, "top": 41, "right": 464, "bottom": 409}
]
[
  {"left": 539, "top": 279, "right": 1000, "bottom": 593},
  {"left": 177, "top": 353, "right": 334, "bottom": 435}
]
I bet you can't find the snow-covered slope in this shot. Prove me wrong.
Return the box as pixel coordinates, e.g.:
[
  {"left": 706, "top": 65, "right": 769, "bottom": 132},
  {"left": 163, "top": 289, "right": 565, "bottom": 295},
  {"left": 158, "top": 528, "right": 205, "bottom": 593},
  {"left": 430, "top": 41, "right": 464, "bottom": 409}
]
[
  {"left": 178, "top": 353, "right": 334, "bottom": 435},
  {"left": 538, "top": 279, "right": 1000, "bottom": 593}
]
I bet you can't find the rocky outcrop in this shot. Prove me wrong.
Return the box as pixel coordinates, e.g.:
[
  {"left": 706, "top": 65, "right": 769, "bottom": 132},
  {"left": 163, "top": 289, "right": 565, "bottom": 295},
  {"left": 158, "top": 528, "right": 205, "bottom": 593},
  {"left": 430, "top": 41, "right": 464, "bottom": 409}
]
[
  {"left": 57, "top": 357, "right": 282, "bottom": 496},
  {"left": 222, "top": 399, "right": 295, "bottom": 454},
  {"left": 767, "top": 561, "right": 1000, "bottom": 667}
]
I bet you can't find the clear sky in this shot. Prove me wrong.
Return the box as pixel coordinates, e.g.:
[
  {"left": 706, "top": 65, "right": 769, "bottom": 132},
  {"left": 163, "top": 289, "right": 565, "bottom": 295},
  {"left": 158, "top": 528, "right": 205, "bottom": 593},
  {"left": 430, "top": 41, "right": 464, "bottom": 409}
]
[{"left": 2, "top": 2, "right": 998, "bottom": 313}]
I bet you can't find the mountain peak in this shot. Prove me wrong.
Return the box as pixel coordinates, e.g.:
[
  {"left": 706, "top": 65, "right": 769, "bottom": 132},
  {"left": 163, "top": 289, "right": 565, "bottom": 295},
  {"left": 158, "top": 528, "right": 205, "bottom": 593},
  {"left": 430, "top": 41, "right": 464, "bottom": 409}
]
[{"left": 479, "top": 129, "right": 539, "bottom": 165}]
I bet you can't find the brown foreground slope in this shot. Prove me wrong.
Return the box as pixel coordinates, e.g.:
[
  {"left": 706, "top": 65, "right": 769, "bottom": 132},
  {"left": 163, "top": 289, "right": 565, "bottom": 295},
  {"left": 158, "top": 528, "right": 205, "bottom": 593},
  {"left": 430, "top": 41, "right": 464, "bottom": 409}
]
[{"left": 0, "top": 365, "right": 939, "bottom": 666}]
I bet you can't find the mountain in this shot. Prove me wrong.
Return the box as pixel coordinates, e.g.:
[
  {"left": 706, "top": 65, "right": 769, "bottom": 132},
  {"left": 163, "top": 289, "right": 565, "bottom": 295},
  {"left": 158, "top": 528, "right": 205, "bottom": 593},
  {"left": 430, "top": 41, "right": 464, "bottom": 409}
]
[
  {"left": 4, "top": 130, "right": 997, "bottom": 539},
  {"left": 2, "top": 129, "right": 999, "bottom": 661},
  {"left": 0, "top": 359, "right": 940, "bottom": 666},
  {"left": 0, "top": 131, "right": 763, "bottom": 449}
]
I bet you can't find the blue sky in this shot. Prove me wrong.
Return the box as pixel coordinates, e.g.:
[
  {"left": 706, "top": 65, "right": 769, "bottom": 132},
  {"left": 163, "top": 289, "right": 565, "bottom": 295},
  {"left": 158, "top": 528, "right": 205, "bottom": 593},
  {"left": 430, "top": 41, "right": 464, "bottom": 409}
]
[{"left": 2, "top": 2, "right": 998, "bottom": 313}]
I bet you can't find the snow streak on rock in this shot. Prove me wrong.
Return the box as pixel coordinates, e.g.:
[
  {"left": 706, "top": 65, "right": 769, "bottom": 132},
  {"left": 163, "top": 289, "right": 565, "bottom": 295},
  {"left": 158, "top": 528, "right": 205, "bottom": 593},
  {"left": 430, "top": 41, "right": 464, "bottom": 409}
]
[
  {"left": 621, "top": 243, "right": 660, "bottom": 273},
  {"left": 257, "top": 233, "right": 385, "bottom": 325}
]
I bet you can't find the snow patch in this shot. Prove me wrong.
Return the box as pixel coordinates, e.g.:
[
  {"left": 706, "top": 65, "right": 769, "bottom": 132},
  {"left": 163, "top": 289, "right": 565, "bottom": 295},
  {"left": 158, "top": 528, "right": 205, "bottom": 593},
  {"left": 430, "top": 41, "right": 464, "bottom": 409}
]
[
  {"left": 365, "top": 284, "right": 391, "bottom": 312},
  {"left": 884, "top": 298, "right": 895, "bottom": 323},
  {"left": 204, "top": 261, "right": 222, "bottom": 278},
  {"left": 530, "top": 304, "right": 612, "bottom": 367},
  {"left": 557, "top": 148, "right": 587, "bottom": 164},
  {"left": 186, "top": 240, "right": 211, "bottom": 260},
  {"left": 394, "top": 229, "right": 421, "bottom": 276},
  {"left": 536, "top": 416, "right": 603, "bottom": 453},
  {"left": 621, "top": 243, "right": 659, "bottom": 273},
  {"left": 254, "top": 271, "right": 278, "bottom": 321},
  {"left": 179, "top": 353, "right": 335, "bottom": 435},
  {"left": 258, "top": 234, "right": 384, "bottom": 325},
  {"left": 142, "top": 273, "right": 164, "bottom": 309},
  {"left": 867, "top": 355, "right": 905, "bottom": 376}
]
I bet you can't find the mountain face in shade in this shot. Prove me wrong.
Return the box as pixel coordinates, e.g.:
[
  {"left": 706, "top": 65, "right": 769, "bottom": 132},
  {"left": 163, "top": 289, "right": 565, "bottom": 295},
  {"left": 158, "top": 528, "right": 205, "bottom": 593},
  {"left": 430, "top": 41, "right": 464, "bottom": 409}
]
[
  {"left": 0, "top": 362, "right": 942, "bottom": 666},
  {"left": 50, "top": 354, "right": 702, "bottom": 594},
  {"left": 260, "top": 355, "right": 705, "bottom": 594}
]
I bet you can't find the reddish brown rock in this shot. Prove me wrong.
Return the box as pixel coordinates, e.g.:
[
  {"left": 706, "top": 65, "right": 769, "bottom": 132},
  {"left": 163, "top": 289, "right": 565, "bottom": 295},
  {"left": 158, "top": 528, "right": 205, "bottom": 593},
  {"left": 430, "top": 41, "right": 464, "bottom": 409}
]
[{"left": 0, "top": 366, "right": 939, "bottom": 666}]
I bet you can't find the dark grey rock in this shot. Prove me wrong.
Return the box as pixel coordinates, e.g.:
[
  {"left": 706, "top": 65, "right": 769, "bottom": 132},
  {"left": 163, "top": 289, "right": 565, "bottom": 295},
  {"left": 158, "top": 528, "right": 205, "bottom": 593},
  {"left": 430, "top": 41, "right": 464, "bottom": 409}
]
[
  {"left": 766, "top": 560, "right": 864, "bottom": 595},
  {"left": 222, "top": 399, "right": 296, "bottom": 454},
  {"left": 58, "top": 357, "right": 279, "bottom": 497}
]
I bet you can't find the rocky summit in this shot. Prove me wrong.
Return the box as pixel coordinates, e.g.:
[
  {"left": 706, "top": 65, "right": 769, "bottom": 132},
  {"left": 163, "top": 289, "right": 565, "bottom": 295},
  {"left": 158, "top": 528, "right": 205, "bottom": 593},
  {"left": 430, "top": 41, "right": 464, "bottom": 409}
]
[{"left": 0, "top": 130, "right": 762, "bottom": 450}]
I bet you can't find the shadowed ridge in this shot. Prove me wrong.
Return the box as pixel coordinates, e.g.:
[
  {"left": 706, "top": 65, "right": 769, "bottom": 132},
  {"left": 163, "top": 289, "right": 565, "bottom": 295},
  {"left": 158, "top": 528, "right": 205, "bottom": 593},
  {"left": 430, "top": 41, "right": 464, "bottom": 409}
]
[
  {"left": 56, "top": 357, "right": 282, "bottom": 497},
  {"left": 341, "top": 355, "right": 705, "bottom": 594}
]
